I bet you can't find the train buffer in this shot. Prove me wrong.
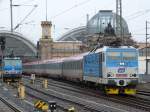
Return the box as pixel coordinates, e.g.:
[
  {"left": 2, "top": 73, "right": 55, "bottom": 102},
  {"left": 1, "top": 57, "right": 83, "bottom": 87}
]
[{"left": 34, "top": 100, "right": 49, "bottom": 112}]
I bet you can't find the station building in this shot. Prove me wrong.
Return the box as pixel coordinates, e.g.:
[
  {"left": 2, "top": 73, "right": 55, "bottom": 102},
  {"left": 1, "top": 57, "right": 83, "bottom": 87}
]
[
  {"left": 58, "top": 10, "right": 130, "bottom": 48},
  {"left": 38, "top": 21, "right": 82, "bottom": 60},
  {"left": 138, "top": 43, "right": 150, "bottom": 75}
]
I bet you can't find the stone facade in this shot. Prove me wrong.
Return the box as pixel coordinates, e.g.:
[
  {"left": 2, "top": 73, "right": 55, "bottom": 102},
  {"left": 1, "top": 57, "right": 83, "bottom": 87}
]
[
  {"left": 38, "top": 21, "right": 83, "bottom": 60},
  {"left": 138, "top": 56, "right": 150, "bottom": 75},
  {"left": 137, "top": 42, "right": 150, "bottom": 49}
]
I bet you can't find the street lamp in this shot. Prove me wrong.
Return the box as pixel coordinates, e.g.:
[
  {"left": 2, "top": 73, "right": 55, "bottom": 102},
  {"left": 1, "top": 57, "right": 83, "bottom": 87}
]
[{"left": 145, "top": 21, "right": 150, "bottom": 75}]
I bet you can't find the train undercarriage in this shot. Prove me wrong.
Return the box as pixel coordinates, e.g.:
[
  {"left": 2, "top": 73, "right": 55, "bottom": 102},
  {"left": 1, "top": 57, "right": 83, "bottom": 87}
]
[
  {"left": 2, "top": 74, "right": 22, "bottom": 82},
  {"left": 105, "top": 86, "right": 137, "bottom": 95}
]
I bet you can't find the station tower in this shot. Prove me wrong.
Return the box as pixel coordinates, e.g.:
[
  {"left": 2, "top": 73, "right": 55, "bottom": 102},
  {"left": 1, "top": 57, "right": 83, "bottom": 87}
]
[{"left": 39, "top": 21, "right": 53, "bottom": 60}]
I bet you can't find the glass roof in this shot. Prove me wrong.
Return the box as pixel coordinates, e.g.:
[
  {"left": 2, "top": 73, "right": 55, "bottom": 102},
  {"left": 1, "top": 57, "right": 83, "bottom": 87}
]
[{"left": 87, "top": 10, "right": 129, "bottom": 37}]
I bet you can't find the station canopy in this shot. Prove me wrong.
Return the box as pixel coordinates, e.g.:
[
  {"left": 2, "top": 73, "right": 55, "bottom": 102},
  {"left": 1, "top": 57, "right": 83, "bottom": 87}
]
[{"left": 0, "top": 30, "right": 37, "bottom": 62}]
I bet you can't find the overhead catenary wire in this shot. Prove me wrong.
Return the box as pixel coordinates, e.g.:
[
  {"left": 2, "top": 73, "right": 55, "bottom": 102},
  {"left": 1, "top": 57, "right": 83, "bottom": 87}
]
[
  {"left": 52, "top": 0, "right": 92, "bottom": 19},
  {"left": 126, "top": 9, "right": 150, "bottom": 20},
  {"left": 13, "top": 0, "right": 36, "bottom": 4},
  {"left": 0, "top": 8, "right": 9, "bottom": 12},
  {"left": 14, "top": 5, "right": 38, "bottom": 30}
]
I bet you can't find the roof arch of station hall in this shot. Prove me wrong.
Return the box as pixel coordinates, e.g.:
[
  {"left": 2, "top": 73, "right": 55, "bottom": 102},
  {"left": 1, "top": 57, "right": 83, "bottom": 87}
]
[
  {"left": 57, "top": 26, "right": 87, "bottom": 41},
  {"left": 0, "top": 30, "right": 37, "bottom": 57}
]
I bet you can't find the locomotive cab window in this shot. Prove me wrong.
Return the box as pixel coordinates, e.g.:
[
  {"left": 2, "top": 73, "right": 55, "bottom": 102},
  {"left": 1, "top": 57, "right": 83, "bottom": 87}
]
[
  {"left": 122, "top": 52, "right": 137, "bottom": 60},
  {"left": 107, "top": 52, "right": 121, "bottom": 60}
]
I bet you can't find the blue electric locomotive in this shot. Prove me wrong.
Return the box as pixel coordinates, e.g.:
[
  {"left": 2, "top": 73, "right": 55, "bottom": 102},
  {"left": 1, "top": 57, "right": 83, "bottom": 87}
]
[
  {"left": 83, "top": 46, "right": 138, "bottom": 94},
  {"left": 3, "top": 57, "right": 22, "bottom": 82}
]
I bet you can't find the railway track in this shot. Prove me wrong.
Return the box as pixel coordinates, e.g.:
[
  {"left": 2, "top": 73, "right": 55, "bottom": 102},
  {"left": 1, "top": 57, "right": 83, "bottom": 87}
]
[
  {"left": 11, "top": 80, "right": 104, "bottom": 112},
  {"left": 24, "top": 77, "right": 150, "bottom": 112},
  {"left": 49, "top": 80, "right": 150, "bottom": 111},
  {"left": 25, "top": 91, "right": 69, "bottom": 112},
  {"left": 0, "top": 95, "right": 23, "bottom": 112},
  {"left": 137, "top": 90, "right": 150, "bottom": 96},
  {"left": 25, "top": 84, "right": 108, "bottom": 112},
  {"left": 9, "top": 83, "right": 69, "bottom": 112}
]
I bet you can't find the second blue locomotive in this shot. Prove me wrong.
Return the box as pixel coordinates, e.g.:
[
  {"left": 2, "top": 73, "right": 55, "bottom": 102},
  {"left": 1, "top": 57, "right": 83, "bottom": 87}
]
[{"left": 2, "top": 57, "right": 22, "bottom": 82}]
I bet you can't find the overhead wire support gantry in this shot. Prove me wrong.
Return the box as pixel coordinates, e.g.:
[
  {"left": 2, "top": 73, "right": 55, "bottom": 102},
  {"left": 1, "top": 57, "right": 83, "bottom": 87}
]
[
  {"left": 116, "top": 0, "right": 123, "bottom": 44},
  {"left": 146, "top": 21, "right": 150, "bottom": 75},
  {"left": 10, "top": 0, "right": 13, "bottom": 32}
]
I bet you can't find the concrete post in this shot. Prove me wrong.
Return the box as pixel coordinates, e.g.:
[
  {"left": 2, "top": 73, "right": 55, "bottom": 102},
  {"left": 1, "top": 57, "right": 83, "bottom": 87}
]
[
  {"left": 18, "top": 82, "right": 25, "bottom": 99},
  {"left": 68, "top": 107, "right": 75, "bottom": 112},
  {"left": 43, "top": 79, "right": 48, "bottom": 89},
  {"left": 30, "top": 74, "right": 35, "bottom": 84}
]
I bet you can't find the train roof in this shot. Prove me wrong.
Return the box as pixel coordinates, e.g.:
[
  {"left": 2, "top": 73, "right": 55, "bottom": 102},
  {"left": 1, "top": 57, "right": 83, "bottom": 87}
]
[
  {"left": 24, "top": 52, "right": 89, "bottom": 65},
  {"left": 24, "top": 59, "right": 63, "bottom": 65},
  {"left": 4, "top": 57, "right": 21, "bottom": 60},
  {"left": 62, "top": 52, "right": 88, "bottom": 62},
  {"left": 95, "top": 46, "right": 137, "bottom": 53},
  {"left": 24, "top": 46, "right": 137, "bottom": 65}
]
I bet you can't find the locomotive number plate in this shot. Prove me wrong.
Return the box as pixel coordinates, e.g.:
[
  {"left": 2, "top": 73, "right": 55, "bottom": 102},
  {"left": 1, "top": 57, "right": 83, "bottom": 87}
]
[{"left": 116, "top": 74, "right": 127, "bottom": 77}]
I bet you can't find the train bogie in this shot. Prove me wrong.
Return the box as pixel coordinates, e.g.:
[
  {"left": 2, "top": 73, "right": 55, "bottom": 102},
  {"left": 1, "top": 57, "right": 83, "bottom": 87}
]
[{"left": 105, "top": 87, "right": 119, "bottom": 94}]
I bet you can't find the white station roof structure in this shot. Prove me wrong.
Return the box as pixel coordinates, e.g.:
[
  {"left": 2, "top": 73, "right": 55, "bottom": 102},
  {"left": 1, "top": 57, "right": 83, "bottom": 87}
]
[{"left": 0, "top": 30, "right": 37, "bottom": 62}]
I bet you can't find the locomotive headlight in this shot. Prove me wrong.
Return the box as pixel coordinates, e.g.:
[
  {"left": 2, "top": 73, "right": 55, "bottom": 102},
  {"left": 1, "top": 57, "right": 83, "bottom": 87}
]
[
  {"left": 107, "top": 72, "right": 114, "bottom": 77},
  {"left": 130, "top": 74, "right": 137, "bottom": 77},
  {"left": 120, "top": 62, "right": 125, "bottom": 66}
]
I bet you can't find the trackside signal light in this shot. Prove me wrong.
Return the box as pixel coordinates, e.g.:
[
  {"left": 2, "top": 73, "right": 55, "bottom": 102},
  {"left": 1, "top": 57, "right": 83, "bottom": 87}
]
[{"left": 48, "top": 101, "right": 57, "bottom": 112}]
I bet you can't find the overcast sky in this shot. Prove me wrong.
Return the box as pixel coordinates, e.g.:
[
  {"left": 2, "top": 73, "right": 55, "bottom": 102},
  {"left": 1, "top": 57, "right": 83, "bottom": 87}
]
[{"left": 0, "top": 0, "right": 150, "bottom": 44}]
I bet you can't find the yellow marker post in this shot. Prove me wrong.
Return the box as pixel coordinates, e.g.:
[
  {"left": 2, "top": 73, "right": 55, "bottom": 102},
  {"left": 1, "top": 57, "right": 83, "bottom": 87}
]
[
  {"left": 30, "top": 74, "right": 35, "bottom": 84},
  {"left": 18, "top": 82, "right": 25, "bottom": 99},
  {"left": 34, "top": 100, "right": 49, "bottom": 112},
  {"left": 68, "top": 107, "right": 75, "bottom": 112},
  {"left": 43, "top": 79, "right": 48, "bottom": 89},
  {"left": 7, "top": 82, "right": 10, "bottom": 85}
]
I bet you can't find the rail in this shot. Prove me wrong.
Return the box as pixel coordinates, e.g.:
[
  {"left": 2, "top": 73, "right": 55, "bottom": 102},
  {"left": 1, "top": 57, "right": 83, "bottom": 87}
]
[
  {"left": 0, "top": 95, "right": 23, "bottom": 112},
  {"left": 137, "top": 90, "right": 150, "bottom": 96}
]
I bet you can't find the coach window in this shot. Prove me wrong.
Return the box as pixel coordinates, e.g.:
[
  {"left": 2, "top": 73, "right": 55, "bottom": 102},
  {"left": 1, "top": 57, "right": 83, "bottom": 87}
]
[
  {"left": 102, "top": 53, "right": 105, "bottom": 62},
  {"left": 99, "top": 53, "right": 102, "bottom": 62},
  {"left": 74, "top": 62, "right": 76, "bottom": 70},
  {"left": 71, "top": 62, "right": 73, "bottom": 69},
  {"left": 63, "top": 63, "right": 65, "bottom": 69},
  {"left": 68, "top": 62, "right": 70, "bottom": 69},
  {"left": 64, "top": 64, "right": 66, "bottom": 70},
  {"left": 70, "top": 62, "right": 72, "bottom": 69},
  {"left": 66, "top": 63, "right": 68, "bottom": 70}
]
